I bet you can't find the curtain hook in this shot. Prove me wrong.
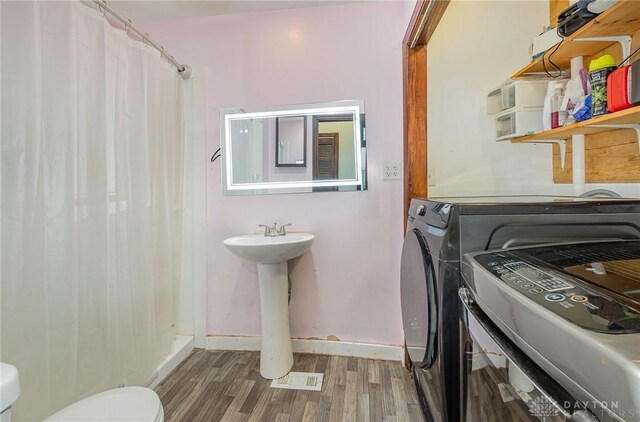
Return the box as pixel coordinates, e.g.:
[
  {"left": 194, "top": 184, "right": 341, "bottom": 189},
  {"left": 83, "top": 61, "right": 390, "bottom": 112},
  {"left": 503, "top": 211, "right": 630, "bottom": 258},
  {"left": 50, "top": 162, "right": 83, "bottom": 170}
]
[
  {"left": 102, "top": 1, "right": 107, "bottom": 17},
  {"left": 125, "top": 19, "right": 132, "bottom": 35},
  {"left": 143, "top": 33, "right": 150, "bottom": 48}
]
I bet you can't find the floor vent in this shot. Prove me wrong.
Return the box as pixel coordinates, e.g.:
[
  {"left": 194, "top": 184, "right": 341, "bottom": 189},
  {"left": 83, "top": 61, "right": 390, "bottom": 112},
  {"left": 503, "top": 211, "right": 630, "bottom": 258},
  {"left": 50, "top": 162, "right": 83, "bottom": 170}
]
[{"left": 270, "top": 372, "right": 324, "bottom": 391}]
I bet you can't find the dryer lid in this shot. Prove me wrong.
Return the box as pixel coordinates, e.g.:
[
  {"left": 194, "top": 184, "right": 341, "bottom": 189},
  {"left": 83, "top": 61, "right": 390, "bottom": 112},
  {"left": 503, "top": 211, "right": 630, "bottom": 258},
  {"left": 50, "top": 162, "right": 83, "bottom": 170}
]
[
  {"left": 467, "top": 240, "right": 640, "bottom": 333},
  {"left": 520, "top": 240, "right": 640, "bottom": 308},
  {"left": 44, "top": 387, "right": 163, "bottom": 422}
]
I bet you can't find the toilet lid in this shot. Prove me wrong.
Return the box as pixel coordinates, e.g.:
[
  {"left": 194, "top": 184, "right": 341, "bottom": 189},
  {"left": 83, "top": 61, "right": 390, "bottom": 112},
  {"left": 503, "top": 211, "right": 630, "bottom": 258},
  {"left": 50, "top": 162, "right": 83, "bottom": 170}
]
[{"left": 44, "top": 387, "right": 163, "bottom": 422}]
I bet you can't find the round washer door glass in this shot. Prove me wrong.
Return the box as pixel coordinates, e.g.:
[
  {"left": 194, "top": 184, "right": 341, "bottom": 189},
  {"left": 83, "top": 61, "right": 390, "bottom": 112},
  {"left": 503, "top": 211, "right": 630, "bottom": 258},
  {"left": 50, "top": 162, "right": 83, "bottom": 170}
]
[{"left": 400, "top": 229, "right": 438, "bottom": 369}]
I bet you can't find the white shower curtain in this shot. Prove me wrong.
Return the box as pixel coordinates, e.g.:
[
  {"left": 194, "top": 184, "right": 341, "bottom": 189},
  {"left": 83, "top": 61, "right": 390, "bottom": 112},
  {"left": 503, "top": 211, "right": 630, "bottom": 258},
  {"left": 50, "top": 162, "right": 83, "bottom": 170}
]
[{"left": 1, "top": 2, "right": 185, "bottom": 420}]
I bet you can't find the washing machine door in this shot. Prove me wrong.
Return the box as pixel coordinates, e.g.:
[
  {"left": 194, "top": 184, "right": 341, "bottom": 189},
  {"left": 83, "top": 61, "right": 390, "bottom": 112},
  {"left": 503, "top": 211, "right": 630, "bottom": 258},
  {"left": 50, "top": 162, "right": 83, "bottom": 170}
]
[{"left": 401, "top": 228, "right": 438, "bottom": 369}]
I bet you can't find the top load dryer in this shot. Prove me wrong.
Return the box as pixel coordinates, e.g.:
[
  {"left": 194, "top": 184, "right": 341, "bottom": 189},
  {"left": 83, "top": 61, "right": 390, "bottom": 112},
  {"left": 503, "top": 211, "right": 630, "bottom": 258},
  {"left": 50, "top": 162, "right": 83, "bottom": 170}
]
[
  {"left": 461, "top": 240, "right": 640, "bottom": 421},
  {"left": 401, "top": 196, "right": 640, "bottom": 422}
]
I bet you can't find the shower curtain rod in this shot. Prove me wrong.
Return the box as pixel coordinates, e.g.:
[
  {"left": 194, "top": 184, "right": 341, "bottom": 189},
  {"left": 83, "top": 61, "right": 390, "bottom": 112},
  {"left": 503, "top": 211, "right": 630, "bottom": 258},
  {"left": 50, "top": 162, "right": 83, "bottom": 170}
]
[{"left": 92, "top": 0, "right": 191, "bottom": 79}]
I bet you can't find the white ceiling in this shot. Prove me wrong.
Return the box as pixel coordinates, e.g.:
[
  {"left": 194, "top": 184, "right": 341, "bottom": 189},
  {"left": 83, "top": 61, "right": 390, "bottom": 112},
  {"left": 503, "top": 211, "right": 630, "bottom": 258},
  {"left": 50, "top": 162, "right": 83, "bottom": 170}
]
[{"left": 111, "top": 0, "right": 363, "bottom": 21}]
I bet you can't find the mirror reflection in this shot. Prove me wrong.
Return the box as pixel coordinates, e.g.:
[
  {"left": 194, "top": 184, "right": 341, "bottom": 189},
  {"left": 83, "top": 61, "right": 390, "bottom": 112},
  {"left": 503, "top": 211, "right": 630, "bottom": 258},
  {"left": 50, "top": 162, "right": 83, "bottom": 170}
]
[
  {"left": 221, "top": 100, "right": 366, "bottom": 195},
  {"left": 276, "top": 116, "right": 306, "bottom": 167}
]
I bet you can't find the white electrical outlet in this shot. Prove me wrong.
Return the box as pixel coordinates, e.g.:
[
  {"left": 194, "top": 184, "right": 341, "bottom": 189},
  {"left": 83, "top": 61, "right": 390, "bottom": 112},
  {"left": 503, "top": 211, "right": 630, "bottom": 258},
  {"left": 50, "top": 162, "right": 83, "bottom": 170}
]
[
  {"left": 383, "top": 162, "right": 401, "bottom": 180},
  {"left": 428, "top": 167, "right": 436, "bottom": 186}
]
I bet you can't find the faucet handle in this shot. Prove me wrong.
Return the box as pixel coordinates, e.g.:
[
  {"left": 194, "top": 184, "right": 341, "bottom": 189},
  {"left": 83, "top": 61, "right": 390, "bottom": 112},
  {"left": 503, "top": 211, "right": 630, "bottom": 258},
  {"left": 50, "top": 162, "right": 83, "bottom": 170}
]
[
  {"left": 278, "top": 223, "right": 292, "bottom": 235},
  {"left": 258, "top": 224, "right": 271, "bottom": 236}
]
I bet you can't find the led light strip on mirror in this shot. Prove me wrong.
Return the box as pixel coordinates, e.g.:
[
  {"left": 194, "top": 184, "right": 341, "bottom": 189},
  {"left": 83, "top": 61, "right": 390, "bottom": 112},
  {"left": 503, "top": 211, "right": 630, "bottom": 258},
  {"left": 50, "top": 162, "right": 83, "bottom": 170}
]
[{"left": 222, "top": 103, "right": 365, "bottom": 192}]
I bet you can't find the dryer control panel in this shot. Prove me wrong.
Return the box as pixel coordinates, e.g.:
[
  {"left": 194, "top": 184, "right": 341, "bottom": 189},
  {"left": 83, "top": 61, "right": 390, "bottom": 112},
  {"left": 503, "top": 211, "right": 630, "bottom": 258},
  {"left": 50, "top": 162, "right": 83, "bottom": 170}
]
[
  {"left": 473, "top": 248, "right": 640, "bottom": 333},
  {"left": 502, "top": 261, "right": 574, "bottom": 292}
]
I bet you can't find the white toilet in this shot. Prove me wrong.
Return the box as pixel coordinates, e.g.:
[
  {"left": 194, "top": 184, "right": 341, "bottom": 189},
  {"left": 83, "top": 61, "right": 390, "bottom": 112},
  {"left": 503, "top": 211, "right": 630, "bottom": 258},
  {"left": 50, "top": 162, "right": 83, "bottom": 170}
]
[
  {"left": 44, "top": 387, "right": 164, "bottom": 422},
  {"left": 0, "top": 363, "right": 20, "bottom": 422},
  {"left": 0, "top": 363, "right": 163, "bottom": 422}
]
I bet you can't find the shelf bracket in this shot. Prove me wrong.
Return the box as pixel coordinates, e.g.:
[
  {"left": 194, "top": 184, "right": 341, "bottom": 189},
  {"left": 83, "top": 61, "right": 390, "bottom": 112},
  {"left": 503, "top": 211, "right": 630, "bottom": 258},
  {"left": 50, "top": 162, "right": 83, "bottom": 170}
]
[
  {"left": 572, "top": 36, "right": 632, "bottom": 65},
  {"left": 519, "top": 139, "right": 567, "bottom": 170},
  {"left": 590, "top": 124, "right": 640, "bottom": 153}
]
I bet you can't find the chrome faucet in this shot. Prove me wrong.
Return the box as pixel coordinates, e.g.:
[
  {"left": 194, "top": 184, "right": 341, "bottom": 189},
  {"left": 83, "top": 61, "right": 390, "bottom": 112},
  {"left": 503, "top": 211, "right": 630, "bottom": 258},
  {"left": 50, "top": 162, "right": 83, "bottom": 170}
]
[
  {"left": 278, "top": 223, "right": 292, "bottom": 235},
  {"left": 258, "top": 222, "right": 292, "bottom": 237}
]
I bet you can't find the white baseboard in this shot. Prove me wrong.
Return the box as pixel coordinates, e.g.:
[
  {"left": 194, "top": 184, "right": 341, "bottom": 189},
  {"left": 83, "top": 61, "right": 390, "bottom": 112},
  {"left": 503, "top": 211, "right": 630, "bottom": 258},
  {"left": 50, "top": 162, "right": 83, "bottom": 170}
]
[
  {"left": 148, "top": 335, "right": 195, "bottom": 389},
  {"left": 205, "top": 335, "right": 261, "bottom": 351},
  {"left": 205, "top": 336, "right": 404, "bottom": 362}
]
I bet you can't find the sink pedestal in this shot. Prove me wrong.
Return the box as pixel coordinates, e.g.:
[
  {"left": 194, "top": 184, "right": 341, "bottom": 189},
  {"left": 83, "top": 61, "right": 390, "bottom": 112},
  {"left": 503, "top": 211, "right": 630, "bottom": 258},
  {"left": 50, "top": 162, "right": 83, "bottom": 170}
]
[
  {"left": 257, "top": 262, "right": 294, "bottom": 379},
  {"left": 223, "top": 233, "right": 314, "bottom": 380}
]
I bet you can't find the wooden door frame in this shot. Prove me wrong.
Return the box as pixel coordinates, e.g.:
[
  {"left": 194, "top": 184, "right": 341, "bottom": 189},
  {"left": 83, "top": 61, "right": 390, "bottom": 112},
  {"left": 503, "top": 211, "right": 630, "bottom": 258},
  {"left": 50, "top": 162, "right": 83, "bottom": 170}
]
[
  {"left": 402, "top": 0, "right": 450, "bottom": 370},
  {"left": 403, "top": 0, "right": 450, "bottom": 222}
]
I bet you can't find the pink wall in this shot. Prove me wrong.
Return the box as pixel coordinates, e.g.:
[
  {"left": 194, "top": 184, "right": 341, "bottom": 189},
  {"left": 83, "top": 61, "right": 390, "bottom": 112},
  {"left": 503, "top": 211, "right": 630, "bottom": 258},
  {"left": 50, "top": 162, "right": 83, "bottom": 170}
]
[{"left": 143, "top": 1, "right": 414, "bottom": 346}]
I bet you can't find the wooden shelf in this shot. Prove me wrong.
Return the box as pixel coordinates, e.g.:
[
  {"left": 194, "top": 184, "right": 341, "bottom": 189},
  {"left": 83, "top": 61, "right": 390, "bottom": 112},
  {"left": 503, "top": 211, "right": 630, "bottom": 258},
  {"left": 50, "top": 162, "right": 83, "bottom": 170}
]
[
  {"left": 511, "top": 0, "right": 640, "bottom": 78},
  {"left": 511, "top": 106, "right": 640, "bottom": 142}
]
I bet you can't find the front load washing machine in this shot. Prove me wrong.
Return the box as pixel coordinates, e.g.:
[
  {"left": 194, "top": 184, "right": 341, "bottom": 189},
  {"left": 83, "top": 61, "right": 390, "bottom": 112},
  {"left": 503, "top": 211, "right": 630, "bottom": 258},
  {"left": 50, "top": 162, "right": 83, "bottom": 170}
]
[{"left": 401, "top": 196, "right": 640, "bottom": 422}]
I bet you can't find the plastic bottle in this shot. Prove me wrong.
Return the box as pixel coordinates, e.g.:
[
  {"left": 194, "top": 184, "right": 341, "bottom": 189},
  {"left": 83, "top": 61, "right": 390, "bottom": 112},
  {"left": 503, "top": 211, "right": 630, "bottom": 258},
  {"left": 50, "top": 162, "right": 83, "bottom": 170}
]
[
  {"left": 551, "top": 84, "right": 565, "bottom": 129},
  {"left": 557, "top": 85, "right": 567, "bottom": 127},
  {"left": 542, "top": 81, "right": 555, "bottom": 131}
]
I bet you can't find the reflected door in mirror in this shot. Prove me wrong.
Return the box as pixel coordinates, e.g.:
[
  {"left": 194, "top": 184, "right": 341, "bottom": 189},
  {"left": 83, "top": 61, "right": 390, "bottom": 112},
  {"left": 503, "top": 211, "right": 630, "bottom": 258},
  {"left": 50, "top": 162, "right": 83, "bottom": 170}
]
[
  {"left": 315, "top": 132, "right": 339, "bottom": 179},
  {"left": 314, "top": 132, "right": 339, "bottom": 192}
]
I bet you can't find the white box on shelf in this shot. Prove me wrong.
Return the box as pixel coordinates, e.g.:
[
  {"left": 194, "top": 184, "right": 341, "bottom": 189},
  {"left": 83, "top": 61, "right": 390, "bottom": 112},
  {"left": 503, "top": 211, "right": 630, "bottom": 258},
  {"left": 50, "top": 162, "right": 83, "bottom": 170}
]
[
  {"left": 487, "top": 80, "right": 549, "bottom": 115},
  {"left": 495, "top": 108, "right": 543, "bottom": 141},
  {"left": 531, "top": 28, "right": 563, "bottom": 59}
]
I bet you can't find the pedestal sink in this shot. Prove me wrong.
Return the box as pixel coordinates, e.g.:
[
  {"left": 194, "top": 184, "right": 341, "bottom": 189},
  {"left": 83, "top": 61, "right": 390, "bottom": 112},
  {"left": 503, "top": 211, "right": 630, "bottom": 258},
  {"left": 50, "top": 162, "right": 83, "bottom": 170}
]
[{"left": 223, "top": 233, "right": 314, "bottom": 379}]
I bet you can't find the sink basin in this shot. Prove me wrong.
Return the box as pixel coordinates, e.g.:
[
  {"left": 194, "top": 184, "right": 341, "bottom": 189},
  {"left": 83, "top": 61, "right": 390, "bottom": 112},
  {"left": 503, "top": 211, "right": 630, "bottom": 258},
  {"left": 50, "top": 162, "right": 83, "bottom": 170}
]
[
  {"left": 223, "top": 233, "right": 314, "bottom": 264},
  {"left": 223, "top": 232, "right": 315, "bottom": 379}
]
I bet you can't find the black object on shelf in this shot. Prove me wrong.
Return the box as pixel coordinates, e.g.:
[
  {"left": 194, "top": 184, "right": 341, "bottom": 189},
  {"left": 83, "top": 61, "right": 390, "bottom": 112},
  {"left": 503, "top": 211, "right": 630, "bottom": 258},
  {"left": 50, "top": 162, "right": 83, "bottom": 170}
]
[{"left": 557, "top": 4, "right": 598, "bottom": 37}]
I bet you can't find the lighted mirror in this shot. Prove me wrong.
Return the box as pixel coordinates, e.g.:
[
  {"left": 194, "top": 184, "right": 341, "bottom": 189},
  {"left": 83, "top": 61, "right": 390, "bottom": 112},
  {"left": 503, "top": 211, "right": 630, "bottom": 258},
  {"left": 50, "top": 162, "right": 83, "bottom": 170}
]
[{"left": 221, "top": 100, "right": 366, "bottom": 195}]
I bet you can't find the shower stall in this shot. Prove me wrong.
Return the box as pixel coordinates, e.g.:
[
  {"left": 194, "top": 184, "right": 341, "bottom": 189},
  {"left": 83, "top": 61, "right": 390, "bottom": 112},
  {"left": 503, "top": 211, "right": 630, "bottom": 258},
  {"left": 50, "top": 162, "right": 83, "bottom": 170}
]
[{"left": 0, "top": 2, "right": 206, "bottom": 420}]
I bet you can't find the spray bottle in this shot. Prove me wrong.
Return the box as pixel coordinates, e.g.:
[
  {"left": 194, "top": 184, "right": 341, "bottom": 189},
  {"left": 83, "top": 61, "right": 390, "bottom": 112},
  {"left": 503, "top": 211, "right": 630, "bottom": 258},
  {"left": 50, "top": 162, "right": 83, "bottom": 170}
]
[{"left": 551, "top": 83, "right": 566, "bottom": 128}]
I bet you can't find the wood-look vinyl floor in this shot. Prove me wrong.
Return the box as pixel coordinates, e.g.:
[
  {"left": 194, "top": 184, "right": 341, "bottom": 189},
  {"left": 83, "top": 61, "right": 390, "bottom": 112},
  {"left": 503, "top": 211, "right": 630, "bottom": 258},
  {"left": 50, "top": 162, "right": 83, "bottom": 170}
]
[{"left": 155, "top": 349, "right": 423, "bottom": 422}]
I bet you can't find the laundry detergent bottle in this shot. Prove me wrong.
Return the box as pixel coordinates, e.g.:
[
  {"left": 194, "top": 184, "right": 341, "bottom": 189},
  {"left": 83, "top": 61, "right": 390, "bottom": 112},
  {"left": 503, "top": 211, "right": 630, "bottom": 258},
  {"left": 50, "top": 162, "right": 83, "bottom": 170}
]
[{"left": 588, "top": 54, "right": 616, "bottom": 117}]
